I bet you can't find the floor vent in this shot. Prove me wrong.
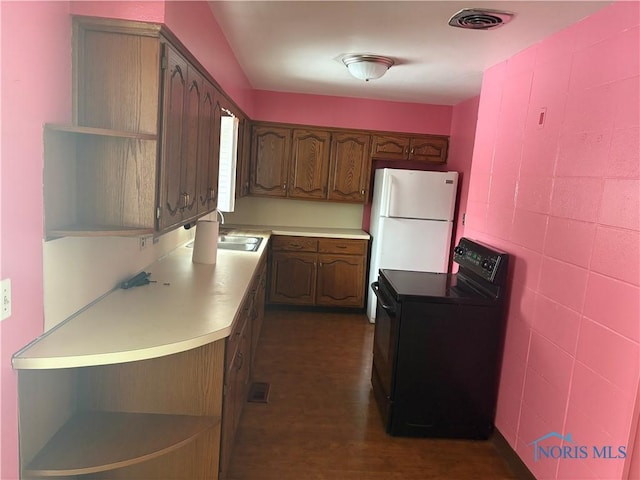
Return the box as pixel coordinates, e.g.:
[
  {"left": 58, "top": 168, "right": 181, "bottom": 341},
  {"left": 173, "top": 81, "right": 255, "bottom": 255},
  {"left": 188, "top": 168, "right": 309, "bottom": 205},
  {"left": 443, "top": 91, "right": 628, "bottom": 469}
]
[{"left": 247, "top": 382, "right": 270, "bottom": 403}]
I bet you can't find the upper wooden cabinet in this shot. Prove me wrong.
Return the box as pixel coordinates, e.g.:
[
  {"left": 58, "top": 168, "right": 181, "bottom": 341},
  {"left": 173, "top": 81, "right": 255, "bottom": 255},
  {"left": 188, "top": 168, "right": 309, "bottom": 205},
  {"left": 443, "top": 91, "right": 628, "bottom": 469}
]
[
  {"left": 328, "top": 132, "right": 371, "bottom": 202},
  {"left": 250, "top": 125, "right": 291, "bottom": 197},
  {"left": 249, "top": 124, "right": 374, "bottom": 203},
  {"left": 235, "top": 116, "right": 252, "bottom": 198},
  {"left": 289, "top": 129, "right": 331, "bottom": 200},
  {"left": 249, "top": 122, "right": 449, "bottom": 205},
  {"left": 197, "top": 79, "right": 221, "bottom": 215},
  {"left": 250, "top": 126, "right": 334, "bottom": 200},
  {"left": 44, "top": 17, "right": 235, "bottom": 239},
  {"left": 371, "top": 134, "right": 448, "bottom": 163},
  {"left": 158, "top": 44, "right": 200, "bottom": 231}
]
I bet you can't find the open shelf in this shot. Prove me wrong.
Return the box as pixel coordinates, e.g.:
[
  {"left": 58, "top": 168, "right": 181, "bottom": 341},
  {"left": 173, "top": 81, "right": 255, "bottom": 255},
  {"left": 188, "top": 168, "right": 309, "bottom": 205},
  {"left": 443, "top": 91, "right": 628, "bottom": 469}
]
[
  {"left": 47, "top": 224, "right": 155, "bottom": 239},
  {"left": 24, "top": 411, "right": 218, "bottom": 477},
  {"left": 46, "top": 124, "right": 157, "bottom": 141},
  {"left": 44, "top": 125, "right": 158, "bottom": 240}
]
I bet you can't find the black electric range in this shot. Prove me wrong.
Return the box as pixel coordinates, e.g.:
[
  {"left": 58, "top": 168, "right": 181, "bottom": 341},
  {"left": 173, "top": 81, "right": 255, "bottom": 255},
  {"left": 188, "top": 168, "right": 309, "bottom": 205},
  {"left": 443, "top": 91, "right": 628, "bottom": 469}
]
[{"left": 370, "top": 237, "right": 510, "bottom": 438}]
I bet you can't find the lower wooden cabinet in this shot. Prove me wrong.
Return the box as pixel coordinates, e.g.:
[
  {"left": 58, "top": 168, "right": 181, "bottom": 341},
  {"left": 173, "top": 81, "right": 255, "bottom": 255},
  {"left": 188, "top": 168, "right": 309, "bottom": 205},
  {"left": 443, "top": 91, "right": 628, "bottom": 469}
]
[
  {"left": 316, "top": 253, "right": 365, "bottom": 308},
  {"left": 219, "top": 255, "right": 267, "bottom": 478},
  {"left": 268, "top": 236, "right": 368, "bottom": 308},
  {"left": 219, "top": 307, "right": 251, "bottom": 478}
]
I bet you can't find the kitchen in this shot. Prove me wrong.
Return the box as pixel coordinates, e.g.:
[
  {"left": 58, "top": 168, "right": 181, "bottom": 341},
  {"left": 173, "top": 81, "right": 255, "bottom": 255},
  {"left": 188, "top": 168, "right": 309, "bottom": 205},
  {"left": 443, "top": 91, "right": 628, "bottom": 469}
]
[{"left": 1, "top": 1, "right": 639, "bottom": 480}]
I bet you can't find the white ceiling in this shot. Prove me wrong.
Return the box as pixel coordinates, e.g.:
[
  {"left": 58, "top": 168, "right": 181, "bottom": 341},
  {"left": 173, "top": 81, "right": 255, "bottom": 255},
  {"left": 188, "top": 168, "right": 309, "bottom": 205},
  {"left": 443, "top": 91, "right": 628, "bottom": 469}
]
[{"left": 208, "top": 1, "right": 611, "bottom": 105}]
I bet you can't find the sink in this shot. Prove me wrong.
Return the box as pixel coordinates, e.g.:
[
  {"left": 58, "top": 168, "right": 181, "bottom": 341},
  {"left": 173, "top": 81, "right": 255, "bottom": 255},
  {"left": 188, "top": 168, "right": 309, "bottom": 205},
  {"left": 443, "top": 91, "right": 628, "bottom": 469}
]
[
  {"left": 218, "top": 235, "right": 263, "bottom": 252},
  {"left": 218, "top": 236, "right": 262, "bottom": 252},
  {"left": 218, "top": 242, "right": 262, "bottom": 251},
  {"left": 218, "top": 235, "right": 260, "bottom": 245},
  {"left": 186, "top": 234, "right": 263, "bottom": 252}
]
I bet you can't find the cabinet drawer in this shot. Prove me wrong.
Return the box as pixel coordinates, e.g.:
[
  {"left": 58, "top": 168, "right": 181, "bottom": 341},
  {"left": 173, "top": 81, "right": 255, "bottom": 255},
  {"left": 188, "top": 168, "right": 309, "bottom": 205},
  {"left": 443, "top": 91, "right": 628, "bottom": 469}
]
[
  {"left": 318, "top": 238, "right": 367, "bottom": 255},
  {"left": 271, "top": 236, "right": 318, "bottom": 252}
]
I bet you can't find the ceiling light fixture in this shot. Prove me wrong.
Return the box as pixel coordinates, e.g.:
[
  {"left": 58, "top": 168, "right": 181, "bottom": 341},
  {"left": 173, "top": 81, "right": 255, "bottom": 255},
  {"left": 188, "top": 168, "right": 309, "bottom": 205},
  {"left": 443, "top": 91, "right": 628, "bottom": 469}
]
[{"left": 342, "top": 54, "right": 394, "bottom": 82}]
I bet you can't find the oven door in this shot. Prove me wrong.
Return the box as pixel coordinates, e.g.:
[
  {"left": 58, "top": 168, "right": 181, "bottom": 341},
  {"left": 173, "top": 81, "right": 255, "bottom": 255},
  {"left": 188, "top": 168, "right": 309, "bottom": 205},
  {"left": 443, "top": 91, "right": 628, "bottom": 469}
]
[{"left": 370, "top": 280, "right": 400, "bottom": 431}]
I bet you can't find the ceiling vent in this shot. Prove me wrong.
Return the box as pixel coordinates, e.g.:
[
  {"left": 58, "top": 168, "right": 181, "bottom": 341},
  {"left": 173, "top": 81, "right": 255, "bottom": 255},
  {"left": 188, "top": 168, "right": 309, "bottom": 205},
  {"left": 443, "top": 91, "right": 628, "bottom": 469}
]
[{"left": 448, "top": 8, "right": 514, "bottom": 30}]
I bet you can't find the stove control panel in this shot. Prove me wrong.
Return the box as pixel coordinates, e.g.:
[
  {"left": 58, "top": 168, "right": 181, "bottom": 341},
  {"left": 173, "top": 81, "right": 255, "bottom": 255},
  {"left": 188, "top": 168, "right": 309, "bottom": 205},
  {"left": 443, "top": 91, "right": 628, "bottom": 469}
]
[{"left": 453, "top": 238, "right": 507, "bottom": 284}]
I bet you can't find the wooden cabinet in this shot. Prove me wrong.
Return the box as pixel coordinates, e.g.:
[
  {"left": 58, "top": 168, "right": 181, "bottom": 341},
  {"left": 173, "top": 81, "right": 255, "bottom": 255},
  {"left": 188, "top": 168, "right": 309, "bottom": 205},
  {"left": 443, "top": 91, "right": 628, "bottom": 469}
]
[
  {"left": 219, "top": 254, "right": 267, "bottom": 478},
  {"left": 328, "top": 132, "right": 371, "bottom": 202},
  {"left": 371, "top": 134, "right": 448, "bottom": 163},
  {"left": 250, "top": 125, "right": 291, "bottom": 197},
  {"left": 219, "top": 305, "right": 251, "bottom": 478},
  {"left": 16, "top": 342, "right": 225, "bottom": 479},
  {"left": 158, "top": 44, "right": 199, "bottom": 230},
  {"left": 45, "top": 17, "right": 235, "bottom": 239},
  {"left": 250, "top": 126, "right": 333, "bottom": 200},
  {"left": 289, "top": 129, "right": 331, "bottom": 200},
  {"left": 250, "top": 124, "right": 373, "bottom": 204},
  {"left": 44, "top": 125, "right": 158, "bottom": 238},
  {"left": 235, "top": 115, "right": 252, "bottom": 198},
  {"left": 268, "top": 236, "right": 368, "bottom": 308}
]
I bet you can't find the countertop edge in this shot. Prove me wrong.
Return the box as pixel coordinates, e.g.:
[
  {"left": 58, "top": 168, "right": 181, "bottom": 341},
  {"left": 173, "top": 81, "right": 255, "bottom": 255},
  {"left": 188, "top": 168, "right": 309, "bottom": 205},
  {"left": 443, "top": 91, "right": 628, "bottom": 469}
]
[{"left": 224, "top": 224, "right": 370, "bottom": 240}]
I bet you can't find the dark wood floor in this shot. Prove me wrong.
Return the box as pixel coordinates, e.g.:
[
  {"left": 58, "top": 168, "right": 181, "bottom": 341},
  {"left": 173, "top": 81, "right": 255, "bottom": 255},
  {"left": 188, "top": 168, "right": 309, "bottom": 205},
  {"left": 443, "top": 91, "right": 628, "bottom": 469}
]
[{"left": 226, "top": 309, "right": 517, "bottom": 480}]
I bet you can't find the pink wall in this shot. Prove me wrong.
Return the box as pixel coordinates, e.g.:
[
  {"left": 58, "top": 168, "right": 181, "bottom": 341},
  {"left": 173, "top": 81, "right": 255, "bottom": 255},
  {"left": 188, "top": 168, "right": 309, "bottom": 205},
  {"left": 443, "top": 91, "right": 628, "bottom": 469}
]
[
  {"left": 163, "top": 1, "right": 254, "bottom": 114},
  {"left": 70, "top": 0, "right": 165, "bottom": 22},
  {"left": 464, "top": 2, "right": 639, "bottom": 478},
  {"left": 70, "top": 1, "right": 254, "bottom": 114},
  {"left": 252, "top": 89, "right": 451, "bottom": 135},
  {"left": 0, "top": 2, "right": 72, "bottom": 478},
  {"left": 448, "top": 95, "right": 480, "bottom": 248}
]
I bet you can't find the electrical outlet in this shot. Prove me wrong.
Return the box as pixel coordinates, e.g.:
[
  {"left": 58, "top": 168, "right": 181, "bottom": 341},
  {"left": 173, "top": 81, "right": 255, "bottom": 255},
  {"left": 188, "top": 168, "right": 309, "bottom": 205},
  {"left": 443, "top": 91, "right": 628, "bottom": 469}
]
[
  {"left": 1, "top": 278, "right": 11, "bottom": 321},
  {"left": 139, "top": 236, "right": 150, "bottom": 250}
]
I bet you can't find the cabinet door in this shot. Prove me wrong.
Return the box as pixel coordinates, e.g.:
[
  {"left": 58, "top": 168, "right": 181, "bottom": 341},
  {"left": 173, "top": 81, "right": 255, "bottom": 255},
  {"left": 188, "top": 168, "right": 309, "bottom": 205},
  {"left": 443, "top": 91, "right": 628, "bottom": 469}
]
[
  {"left": 371, "top": 135, "right": 410, "bottom": 160},
  {"left": 235, "top": 116, "right": 252, "bottom": 198},
  {"left": 289, "top": 129, "right": 330, "bottom": 199},
  {"left": 328, "top": 133, "right": 371, "bottom": 202},
  {"left": 316, "top": 254, "right": 366, "bottom": 307},
  {"left": 269, "top": 252, "right": 317, "bottom": 305},
  {"left": 409, "top": 136, "right": 448, "bottom": 163},
  {"left": 158, "top": 44, "right": 188, "bottom": 230},
  {"left": 197, "top": 81, "right": 221, "bottom": 214},
  {"left": 180, "top": 66, "right": 203, "bottom": 223},
  {"left": 250, "top": 126, "right": 291, "bottom": 197}
]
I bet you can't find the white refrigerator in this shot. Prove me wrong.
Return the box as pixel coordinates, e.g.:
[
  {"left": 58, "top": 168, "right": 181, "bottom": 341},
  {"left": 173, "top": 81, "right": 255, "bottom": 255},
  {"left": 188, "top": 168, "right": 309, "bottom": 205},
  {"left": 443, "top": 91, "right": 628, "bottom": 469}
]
[{"left": 367, "top": 168, "right": 459, "bottom": 322}]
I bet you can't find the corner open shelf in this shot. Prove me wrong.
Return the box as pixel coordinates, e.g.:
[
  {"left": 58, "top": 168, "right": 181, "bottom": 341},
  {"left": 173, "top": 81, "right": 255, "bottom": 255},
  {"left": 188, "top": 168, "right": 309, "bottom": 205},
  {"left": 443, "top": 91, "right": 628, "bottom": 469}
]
[{"left": 24, "top": 412, "right": 218, "bottom": 477}]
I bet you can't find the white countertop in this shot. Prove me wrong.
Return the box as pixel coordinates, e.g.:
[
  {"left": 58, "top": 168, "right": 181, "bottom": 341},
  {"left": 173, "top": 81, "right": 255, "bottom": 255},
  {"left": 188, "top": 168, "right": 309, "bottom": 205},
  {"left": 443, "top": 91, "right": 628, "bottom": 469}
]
[
  {"left": 13, "top": 225, "right": 369, "bottom": 371},
  {"left": 13, "top": 233, "right": 270, "bottom": 370},
  {"left": 224, "top": 225, "right": 370, "bottom": 240}
]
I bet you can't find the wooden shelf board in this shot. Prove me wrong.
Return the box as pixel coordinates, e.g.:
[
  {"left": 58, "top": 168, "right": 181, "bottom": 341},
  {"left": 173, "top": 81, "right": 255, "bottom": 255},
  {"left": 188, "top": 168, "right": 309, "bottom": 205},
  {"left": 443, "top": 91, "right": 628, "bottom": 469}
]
[
  {"left": 24, "top": 411, "right": 219, "bottom": 477},
  {"left": 47, "top": 225, "right": 155, "bottom": 238},
  {"left": 46, "top": 124, "right": 157, "bottom": 141}
]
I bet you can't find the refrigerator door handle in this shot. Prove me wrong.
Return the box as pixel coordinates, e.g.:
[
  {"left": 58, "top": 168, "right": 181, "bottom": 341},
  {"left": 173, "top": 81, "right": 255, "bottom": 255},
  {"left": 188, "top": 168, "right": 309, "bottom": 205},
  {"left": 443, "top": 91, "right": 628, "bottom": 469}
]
[
  {"left": 381, "top": 174, "right": 393, "bottom": 217},
  {"left": 371, "top": 282, "right": 396, "bottom": 315}
]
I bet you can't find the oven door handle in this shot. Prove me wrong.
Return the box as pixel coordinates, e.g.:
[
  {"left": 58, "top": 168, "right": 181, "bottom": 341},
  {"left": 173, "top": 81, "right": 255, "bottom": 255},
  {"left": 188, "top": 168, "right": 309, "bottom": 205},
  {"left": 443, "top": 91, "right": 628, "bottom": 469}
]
[{"left": 371, "top": 282, "right": 396, "bottom": 314}]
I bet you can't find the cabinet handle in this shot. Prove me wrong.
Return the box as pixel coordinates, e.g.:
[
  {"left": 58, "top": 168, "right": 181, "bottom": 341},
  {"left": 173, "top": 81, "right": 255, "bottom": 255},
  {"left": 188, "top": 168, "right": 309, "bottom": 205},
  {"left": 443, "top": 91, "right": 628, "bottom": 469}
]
[
  {"left": 404, "top": 146, "right": 409, "bottom": 154},
  {"left": 207, "top": 187, "right": 215, "bottom": 202},
  {"left": 361, "top": 189, "right": 365, "bottom": 196},
  {"left": 236, "top": 352, "right": 244, "bottom": 371},
  {"left": 282, "top": 183, "right": 287, "bottom": 191},
  {"left": 181, "top": 192, "right": 190, "bottom": 209},
  {"left": 410, "top": 148, "right": 415, "bottom": 154},
  {"left": 289, "top": 243, "right": 302, "bottom": 249},
  {"left": 335, "top": 245, "right": 347, "bottom": 249}
]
